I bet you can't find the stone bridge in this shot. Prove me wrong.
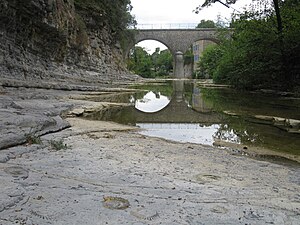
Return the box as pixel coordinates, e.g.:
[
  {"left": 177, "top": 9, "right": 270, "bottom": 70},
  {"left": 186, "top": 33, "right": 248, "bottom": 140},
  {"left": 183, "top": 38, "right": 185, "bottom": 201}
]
[{"left": 126, "top": 28, "right": 219, "bottom": 78}]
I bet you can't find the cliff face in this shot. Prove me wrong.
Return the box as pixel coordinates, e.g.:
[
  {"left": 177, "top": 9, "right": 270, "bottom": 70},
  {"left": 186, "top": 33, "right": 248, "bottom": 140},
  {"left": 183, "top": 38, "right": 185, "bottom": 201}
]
[{"left": 0, "top": 0, "right": 135, "bottom": 86}]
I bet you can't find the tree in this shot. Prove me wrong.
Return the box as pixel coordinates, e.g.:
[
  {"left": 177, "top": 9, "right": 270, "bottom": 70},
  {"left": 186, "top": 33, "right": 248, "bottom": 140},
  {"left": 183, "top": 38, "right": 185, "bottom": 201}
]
[
  {"left": 196, "top": 19, "right": 216, "bottom": 28},
  {"left": 154, "top": 49, "right": 173, "bottom": 76},
  {"left": 194, "top": 0, "right": 282, "bottom": 37},
  {"left": 127, "top": 46, "right": 153, "bottom": 78},
  {"left": 195, "top": 0, "right": 300, "bottom": 91},
  {"left": 151, "top": 47, "right": 161, "bottom": 73},
  {"left": 197, "top": 44, "right": 223, "bottom": 79},
  {"left": 127, "top": 47, "right": 173, "bottom": 78},
  {"left": 74, "top": 0, "right": 137, "bottom": 53},
  {"left": 194, "top": 0, "right": 236, "bottom": 13}
]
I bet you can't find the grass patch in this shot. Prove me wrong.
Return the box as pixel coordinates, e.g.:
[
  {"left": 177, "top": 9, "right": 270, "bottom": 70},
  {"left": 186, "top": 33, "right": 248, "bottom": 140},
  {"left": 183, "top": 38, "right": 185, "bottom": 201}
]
[
  {"left": 26, "top": 134, "right": 42, "bottom": 145},
  {"left": 50, "top": 140, "right": 69, "bottom": 151}
]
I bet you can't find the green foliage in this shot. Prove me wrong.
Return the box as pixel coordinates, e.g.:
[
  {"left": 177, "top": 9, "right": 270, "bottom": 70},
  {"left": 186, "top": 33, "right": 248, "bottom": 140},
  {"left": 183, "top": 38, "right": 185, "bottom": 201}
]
[
  {"left": 154, "top": 49, "right": 173, "bottom": 76},
  {"left": 26, "top": 134, "right": 42, "bottom": 145},
  {"left": 130, "top": 81, "right": 174, "bottom": 97},
  {"left": 127, "top": 47, "right": 173, "bottom": 78},
  {"left": 197, "top": 1, "right": 300, "bottom": 91},
  {"left": 74, "top": 0, "right": 136, "bottom": 44},
  {"left": 127, "top": 46, "right": 153, "bottom": 78},
  {"left": 280, "top": 0, "right": 300, "bottom": 88},
  {"left": 50, "top": 140, "right": 69, "bottom": 151},
  {"left": 196, "top": 19, "right": 216, "bottom": 28},
  {"left": 197, "top": 44, "right": 223, "bottom": 79},
  {"left": 184, "top": 49, "right": 194, "bottom": 65}
]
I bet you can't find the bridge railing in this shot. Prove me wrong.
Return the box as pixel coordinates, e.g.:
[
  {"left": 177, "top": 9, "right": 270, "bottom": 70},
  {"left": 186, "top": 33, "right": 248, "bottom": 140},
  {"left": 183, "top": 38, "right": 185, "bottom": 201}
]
[{"left": 128, "top": 23, "right": 199, "bottom": 30}]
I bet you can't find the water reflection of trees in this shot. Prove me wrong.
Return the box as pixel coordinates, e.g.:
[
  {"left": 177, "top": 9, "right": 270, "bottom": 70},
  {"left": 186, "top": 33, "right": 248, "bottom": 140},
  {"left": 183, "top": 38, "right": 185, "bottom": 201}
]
[
  {"left": 213, "top": 119, "right": 261, "bottom": 145},
  {"left": 218, "top": 115, "right": 300, "bottom": 155},
  {"left": 198, "top": 87, "right": 262, "bottom": 145},
  {"left": 89, "top": 81, "right": 300, "bottom": 154},
  {"left": 213, "top": 124, "right": 241, "bottom": 144},
  {"left": 201, "top": 87, "right": 300, "bottom": 153},
  {"left": 200, "top": 87, "right": 300, "bottom": 120},
  {"left": 130, "top": 82, "right": 173, "bottom": 98}
]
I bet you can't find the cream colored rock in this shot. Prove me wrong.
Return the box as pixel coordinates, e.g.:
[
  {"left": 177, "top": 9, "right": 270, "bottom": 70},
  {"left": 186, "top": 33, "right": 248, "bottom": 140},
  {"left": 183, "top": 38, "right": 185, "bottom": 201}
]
[
  {"left": 254, "top": 115, "right": 274, "bottom": 121},
  {"left": 69, "top": 108, "right": 85, "bottom": 116},
  {"left": 287, "top": 119, "right": 300, "bottom": 127}
]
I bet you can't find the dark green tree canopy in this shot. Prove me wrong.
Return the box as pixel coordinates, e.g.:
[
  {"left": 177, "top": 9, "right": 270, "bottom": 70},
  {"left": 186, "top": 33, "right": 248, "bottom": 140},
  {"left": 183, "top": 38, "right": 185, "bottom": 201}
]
[
  {"left": 196, "top": 20, "right": 216, "bottom": 28},
  {"left": 75, "top": 0, "right": 136, "bottom": 42},
  {"left": 127, "top": 46, "right": 173, "bottom": 78},
  {"left": 195, "top": 0, "right": 300, "bottom": 91}
]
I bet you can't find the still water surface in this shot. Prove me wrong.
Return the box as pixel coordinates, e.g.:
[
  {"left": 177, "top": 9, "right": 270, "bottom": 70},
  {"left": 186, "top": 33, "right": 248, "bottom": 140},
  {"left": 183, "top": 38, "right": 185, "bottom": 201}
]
[{"left": 90, "top": 80, "right": 300, "bottom": 158}]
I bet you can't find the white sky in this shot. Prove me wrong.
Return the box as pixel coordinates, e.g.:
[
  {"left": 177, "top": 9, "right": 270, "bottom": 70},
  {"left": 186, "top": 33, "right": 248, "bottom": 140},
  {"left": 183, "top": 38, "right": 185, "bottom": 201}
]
[{"left": 130, "top": 0, "right": 249, "bottom": 53}]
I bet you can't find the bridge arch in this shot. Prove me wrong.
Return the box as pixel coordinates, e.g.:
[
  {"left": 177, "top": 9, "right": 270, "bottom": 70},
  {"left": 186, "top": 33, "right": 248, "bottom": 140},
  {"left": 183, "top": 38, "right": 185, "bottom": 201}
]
[
  {"left": 126, "top": 28, "right": 220, "bottom": 78},
  {"left": 126, "top": 29, "right": 219, "bottom": 56},
  {"left": 134, "top": 39, "right": 172, "bottom": 54}
]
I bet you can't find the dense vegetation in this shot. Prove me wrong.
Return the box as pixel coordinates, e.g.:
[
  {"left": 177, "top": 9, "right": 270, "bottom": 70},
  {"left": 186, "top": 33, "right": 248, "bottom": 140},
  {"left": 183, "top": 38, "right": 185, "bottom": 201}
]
[
  {"left": 196, "top": 19, "right": 216, "bottom": 28},
  {"left": 127, "top": 47, "right": 173, "bottom": 78},
  {"left": 196, "top": 0, "right": 300, "bottom": 91},
  {"left": 74, "top": 0, "right": 136, "bottom": 45}
]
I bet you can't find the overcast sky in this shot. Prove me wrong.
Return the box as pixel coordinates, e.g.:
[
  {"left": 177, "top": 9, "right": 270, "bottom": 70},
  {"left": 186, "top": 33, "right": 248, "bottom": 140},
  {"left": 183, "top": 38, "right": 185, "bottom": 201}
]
[{"left": 130, "top": 0, "right": 249, "bottom": 53}]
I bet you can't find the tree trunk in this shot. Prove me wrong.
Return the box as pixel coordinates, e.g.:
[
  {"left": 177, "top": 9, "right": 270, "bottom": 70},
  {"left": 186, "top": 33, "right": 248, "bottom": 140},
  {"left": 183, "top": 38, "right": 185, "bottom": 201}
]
[
  {"left": 273, "top": 0, "right": 283, "bottom": 34},
  {"left": 273, "top": 0, "right": 291, "bottom": 89}
]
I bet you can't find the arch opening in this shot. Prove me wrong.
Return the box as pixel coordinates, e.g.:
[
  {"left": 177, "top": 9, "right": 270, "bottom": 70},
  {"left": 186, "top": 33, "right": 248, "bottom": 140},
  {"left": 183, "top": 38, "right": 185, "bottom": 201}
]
[
  {"left": 136, "top": 40, "right": 168, "bottom": 54},
  {"left": 126, "top": 40, "right": 174, "bottom": 78},
  {"left": 134, "top": 91, "right": 171, "bottom": 113}
]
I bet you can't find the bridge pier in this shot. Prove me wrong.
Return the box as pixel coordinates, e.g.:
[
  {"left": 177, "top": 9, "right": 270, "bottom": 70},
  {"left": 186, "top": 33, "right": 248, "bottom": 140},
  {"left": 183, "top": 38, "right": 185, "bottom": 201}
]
[
  {"left": 174, "top": 51, "right": 184, "bottom": 78},
  {"left": 173, "top": 80, "right": 184, "bottom": 102}
]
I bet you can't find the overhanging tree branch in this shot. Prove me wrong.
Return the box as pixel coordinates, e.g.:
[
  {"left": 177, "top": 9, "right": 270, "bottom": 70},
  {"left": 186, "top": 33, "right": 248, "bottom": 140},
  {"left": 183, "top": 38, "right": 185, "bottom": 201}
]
[
  {"left": 215, "top": 0, "right": 230, "bottom": 8},
  {"left": 194, "top": 0, "right": 237, "bottom": 14}
]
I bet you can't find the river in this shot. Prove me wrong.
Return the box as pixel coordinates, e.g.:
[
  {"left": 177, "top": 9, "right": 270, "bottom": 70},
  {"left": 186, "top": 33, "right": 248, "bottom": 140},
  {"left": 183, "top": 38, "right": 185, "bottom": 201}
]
[{"left": 88, "top": 80, "right": 300, "bottom": 163}]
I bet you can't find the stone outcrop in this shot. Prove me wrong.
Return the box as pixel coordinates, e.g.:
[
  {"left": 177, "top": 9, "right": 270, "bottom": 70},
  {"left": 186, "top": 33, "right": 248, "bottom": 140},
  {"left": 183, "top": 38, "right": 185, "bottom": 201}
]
[
  {"left": 254, "top": 115, "right": 300, "bottom": 134},
  {"left": 0, "top": 0, "right": 137, "bottom": 87},
  {"left": 0, "top": 88, "right": 72, "bottom": 149}
]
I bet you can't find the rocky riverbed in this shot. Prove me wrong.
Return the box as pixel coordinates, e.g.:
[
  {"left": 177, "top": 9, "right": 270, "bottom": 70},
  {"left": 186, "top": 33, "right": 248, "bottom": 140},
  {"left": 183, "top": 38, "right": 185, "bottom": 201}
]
[{"left": 0, "top": 85, "right": 300, "bottom": 225}]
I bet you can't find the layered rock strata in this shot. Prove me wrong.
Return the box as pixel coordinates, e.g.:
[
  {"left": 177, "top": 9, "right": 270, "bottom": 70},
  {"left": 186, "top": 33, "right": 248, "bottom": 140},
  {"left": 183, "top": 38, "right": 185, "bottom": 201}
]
[{"left": 0, "top": 0, "right": 137, "bottom": 88}]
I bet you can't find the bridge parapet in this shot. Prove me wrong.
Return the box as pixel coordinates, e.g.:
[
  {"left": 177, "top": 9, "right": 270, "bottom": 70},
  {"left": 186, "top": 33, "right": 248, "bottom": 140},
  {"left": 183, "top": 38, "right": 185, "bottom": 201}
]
[{"left": 129, "top": 23, "right": 199, "bottom": 30}]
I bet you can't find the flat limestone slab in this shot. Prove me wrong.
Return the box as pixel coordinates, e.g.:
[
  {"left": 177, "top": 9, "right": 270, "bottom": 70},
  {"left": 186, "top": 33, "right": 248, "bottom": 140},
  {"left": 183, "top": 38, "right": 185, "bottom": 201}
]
[
  {"left": 65, "top": 117, "right": 138, "bottom": 133},
  {"left": 0, "top": 87, "right": 299, "bottom": 225},
  {"left": 0, "top": 117, "right": 299, "bottom": 224}
]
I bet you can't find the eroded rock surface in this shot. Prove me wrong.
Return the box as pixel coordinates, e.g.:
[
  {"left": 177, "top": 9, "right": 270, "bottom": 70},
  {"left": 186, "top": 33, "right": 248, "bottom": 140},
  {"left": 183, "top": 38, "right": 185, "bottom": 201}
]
[
  {"left": 0, "top": 0, "right": 139, "bottom": 88},
  {"left": 0, "top": 88, "right": 72, "bottom": 149},
  {"left": 0, "top": 87, "right": 299, "bottom": 225}
]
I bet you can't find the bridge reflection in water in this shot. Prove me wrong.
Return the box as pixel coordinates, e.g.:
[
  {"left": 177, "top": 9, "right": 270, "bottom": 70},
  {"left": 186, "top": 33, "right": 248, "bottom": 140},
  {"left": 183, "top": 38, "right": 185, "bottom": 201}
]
[
  {"left": 133, "top": 80, "right": 240, "bottom": 146},
  {"left": 88, "top": 81, "right": 300, "bottom": 155},
  {"left": 134, "top": 80, "right": 221, "bottom": 124}
]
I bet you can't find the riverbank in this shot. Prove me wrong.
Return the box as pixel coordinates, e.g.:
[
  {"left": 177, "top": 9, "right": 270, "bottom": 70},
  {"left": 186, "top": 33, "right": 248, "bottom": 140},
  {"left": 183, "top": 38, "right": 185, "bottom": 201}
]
[{"left": 0, "top": 85, "right": 299, "bottom": 224}]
